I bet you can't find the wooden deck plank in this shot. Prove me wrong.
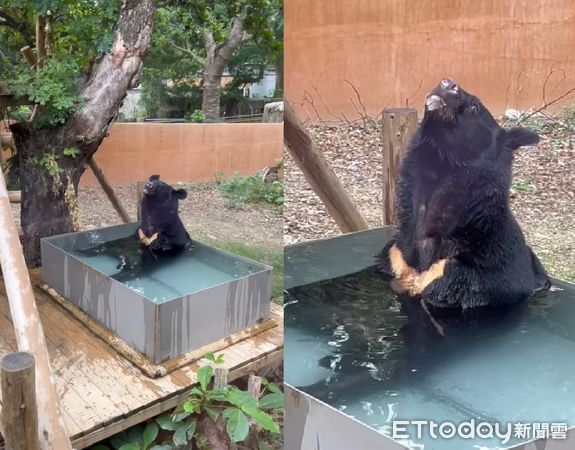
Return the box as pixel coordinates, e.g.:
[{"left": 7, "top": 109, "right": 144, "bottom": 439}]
[{"left": 0, "top": 277, "right": 283, "bottom": 448}]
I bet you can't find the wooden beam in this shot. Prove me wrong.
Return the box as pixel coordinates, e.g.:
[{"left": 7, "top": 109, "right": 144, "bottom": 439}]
[
  {"left": 382, "top": 108, "right": 417, "bottom": 225},
  {"left": 284, "top": 100, "right": 369, "bottom": 233},
  {"left": 1, "top": 352, "right": 39, "bottom": 450},
  {"left": 87, "top": 158, "right": 132, "bottom": 224},
  {"left": 0, "top": 170, "right": 72, "bottom": 449}
]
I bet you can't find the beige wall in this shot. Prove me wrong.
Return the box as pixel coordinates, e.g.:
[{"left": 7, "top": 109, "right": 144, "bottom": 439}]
[
  {"left": 80, "top": 122, "right": 283, "bottom": 186},
  {"left": 286, "top": 0, "right": 575, "bottom": 121}
]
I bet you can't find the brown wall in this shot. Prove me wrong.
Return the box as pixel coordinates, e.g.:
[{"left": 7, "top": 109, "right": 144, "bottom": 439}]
[
  {"left": 80, "top": 123, "right": 283, "bottom": 186},
  {"left": 286, "top": 0, "right": 575, "bottom": 121}
]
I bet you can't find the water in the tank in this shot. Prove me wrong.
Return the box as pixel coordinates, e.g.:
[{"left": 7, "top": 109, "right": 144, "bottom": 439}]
[
  {"left": 285, "top": 266, "right": 575, "bottom": 449},
  {"left": 68, "top": 235, "right": 257, "bottom": 303}
]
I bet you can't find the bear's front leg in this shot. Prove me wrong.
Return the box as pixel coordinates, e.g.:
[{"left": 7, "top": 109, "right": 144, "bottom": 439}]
[
  {"left": 410, "top": 258, "right": 449, "bottom": 296},
  {"left": 138, "top": 228, "right": 159, "bottom": 246},
  {"left": 388, "top": 244, "right": 419, "bottom": 294}
]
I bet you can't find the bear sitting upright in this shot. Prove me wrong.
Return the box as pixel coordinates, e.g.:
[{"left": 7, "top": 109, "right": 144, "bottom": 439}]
[
  {"left": 138, "top": 174, "right": 191, "bottom": 253},
  {"left": 377, "top": 78, "right": 550, "bottom": 310}
]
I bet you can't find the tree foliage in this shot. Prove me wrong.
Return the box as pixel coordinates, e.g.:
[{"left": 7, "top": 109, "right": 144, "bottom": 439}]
[
  {"left": 140, "top": 0, "right": 283, "bottom": 117},
  {"left": 0, "top": 0, "right": 118, "bottom": 126}
]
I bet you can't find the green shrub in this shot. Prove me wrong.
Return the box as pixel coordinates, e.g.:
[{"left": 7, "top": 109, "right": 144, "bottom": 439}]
[{"left": 218, "top": 173, "right": 283, "bottom": 211}]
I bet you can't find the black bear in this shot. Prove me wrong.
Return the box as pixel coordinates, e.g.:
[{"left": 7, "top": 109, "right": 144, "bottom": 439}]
[
  {"left": 76, "top": 175, "right": 191, "bottom": 281},
  {"left": 138, "top": 174, "right": 192, "bottom": 253},
  {"left": 377, "top": 78, "right": 550, "bottom": 310}
]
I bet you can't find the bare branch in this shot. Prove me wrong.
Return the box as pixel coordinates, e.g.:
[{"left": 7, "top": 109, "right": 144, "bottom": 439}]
[{"left": 170, "top": 41, "right": 207, "bottom": 67}]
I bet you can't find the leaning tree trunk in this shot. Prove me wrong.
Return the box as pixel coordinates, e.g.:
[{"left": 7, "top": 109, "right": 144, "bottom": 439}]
[
  {"left": 10, "top": 0, "right": 156, "bottom": 266},
  {"left": 201, "top": 11, "right": 251, "bottom": 123}
]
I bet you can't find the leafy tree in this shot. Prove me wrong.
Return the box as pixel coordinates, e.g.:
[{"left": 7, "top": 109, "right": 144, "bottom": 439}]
[
  {"left": 150, "top": 0, "right": 282, "bottom": 122},
  {"left": 0, "top": 0, "right": 155, "bottom": 264}
]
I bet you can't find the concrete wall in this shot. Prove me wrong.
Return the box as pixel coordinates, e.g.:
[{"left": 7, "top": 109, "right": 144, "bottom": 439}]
[
  {"left": 80, "top": 122, "right": 283, "bottom": 186},
  {"left": 285, "top": 0, "right": 575, "bottom": 121}
]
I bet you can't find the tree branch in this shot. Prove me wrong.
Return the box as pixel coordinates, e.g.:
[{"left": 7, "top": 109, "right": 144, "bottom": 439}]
[
  {"left": 170, "top": 41, "right": 207, "bottom": 67},
  {"left": 0, "top": 10, "right": 34, "bottom": 44}
]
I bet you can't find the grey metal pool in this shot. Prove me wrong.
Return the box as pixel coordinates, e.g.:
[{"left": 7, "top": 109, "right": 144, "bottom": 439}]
[
  {"left": 284, "top": 228, "right": 575, "bottom": 450},
  {"left": 41, "top": 223, "right": 272, "bottom": 364}
]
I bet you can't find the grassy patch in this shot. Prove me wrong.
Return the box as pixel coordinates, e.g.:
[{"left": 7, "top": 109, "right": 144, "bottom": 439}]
[
  {"left": 199, "top": 237, "right": 283, "bottom": 303},
  {"left": 217, "top": 173, "right": 283, "bottom": 212}
]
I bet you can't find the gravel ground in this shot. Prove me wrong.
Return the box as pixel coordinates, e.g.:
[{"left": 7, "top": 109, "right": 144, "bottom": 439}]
[
  {"left": 284, "top": 121, "right": 383, "bottom": 244},
  {"left": 11, "top": 182, "right": 283, "bottom": 250},
  {"left": 284, "top": 117, "right": 575, "bottom": 282}
]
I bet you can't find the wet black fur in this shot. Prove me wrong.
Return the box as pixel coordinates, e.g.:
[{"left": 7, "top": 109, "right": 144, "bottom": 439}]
[{"left": 377, "top": 82, "right": 550, "bottom": 309}]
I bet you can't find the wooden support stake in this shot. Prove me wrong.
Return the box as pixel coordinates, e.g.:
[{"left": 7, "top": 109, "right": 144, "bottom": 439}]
[
  {"left": 36, "top": 16, "right": 47, "bottom": 69},
  {"left": 136, "top": 181, "right": 146, "bottom": 221},
  {"left": 1, "top": 352, "right": 39, "bottom": 450},
  {"left": 213, "top": 367, "right": 229, "bottom": 389},
  {"left": 382, "top": 108, "right": 418, "bottom": 225},
  {"left": 247, "top": 374, "right": 262, "bottom": 399},
  {"left": 284, "top": 100, "right": 369, "bottom": 233},
  {"left": 20, "top": 46, "right": 37, "bottom": 69},
  {"left": 0, "top": 170, "right": 72, "bottom": 449},
  {"left": 88, "top": 158, "right": 132, "bottom": 223}
]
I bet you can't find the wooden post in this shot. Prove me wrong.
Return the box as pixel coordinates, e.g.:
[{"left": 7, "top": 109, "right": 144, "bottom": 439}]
[
  {"left": 0, "top": 169, "right": 72, "bottom": 450},
  {"left": 284, "top": 100, "right": 369, "bottom": 233},
  {"left": 213, "top": 367, "right": 229, "bottom": 389},
  {"left": 247, "top": 374, "right": 262, "bottom": 399},
  {"left": 382, "top": 108, "right": 417, "bottom": 225},
  {"left": 87, "top": 158, "right": 132, "bottom": 223},
  {"left": 36, "top": 16, "right": 47, "bottom": 69},
  {"left": 136, "top": 181, "right": 146, "bottom": 221},
  {"left": 20, "top": 46, "right": 37, "bottom": 69},
  {"left": 1, "top": 352, "right": 39, "bottom": 450}
]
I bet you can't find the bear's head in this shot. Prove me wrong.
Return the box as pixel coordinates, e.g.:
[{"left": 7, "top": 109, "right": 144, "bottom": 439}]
[
  {"left": 421, "top": 78, "right": 539, "bottom": 162},
  {"left": 143, "top": 174, "right": 187, "bottom": 205}
]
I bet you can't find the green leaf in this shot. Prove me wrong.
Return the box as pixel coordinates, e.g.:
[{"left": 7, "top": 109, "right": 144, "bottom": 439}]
[
  {"left": 266, "top": 383, "right": 282, "bottom": 394},
  {"left": 203, "top": 352, "right": 216, "bottom": 363},
  {"left": 226, "top": 386, "right": 258, "bottom": 409},
  {"left": 206, "top": 387, "right": 228, "bottom": 401},
  {"left": 156, "top": 414, "right": 179, "bottom": 431},
  {"left": 203, "top": 405, "right": 221, "bottom": 421},
  {"left": 258, "top": 393, "right": 284, "bottom": 410},
  {"left": 150, "top": 446, "right": 173, "bottom": 450},
  {"left": 143, "top": 422, "right": 159, "bottom": 449},
  {"left": 172, "top": 410, "right": 192, "bottom": 422},
  {"left": 197, "top": 365, "right": 213, "bottom": 391},
  {"left": 183, "top": 399, "right": 201, "bottom": 413},
  {"left": 173, "top": 423, "right": 190, "bottom": 447},
  {"left": 243, "top": 407, "right": 280, "bottom": 434},
  {"left": 188, "top": 386, "right": 203, "bottom": 397},
  {"left": 118, "top": 445, "right": 140, "bottom": 450},
  {"left": 223, "top": 407, "right": 250, "bottom": 442},
  {"left": 186, "top": 417, "right": 198, "bottom": 440}
]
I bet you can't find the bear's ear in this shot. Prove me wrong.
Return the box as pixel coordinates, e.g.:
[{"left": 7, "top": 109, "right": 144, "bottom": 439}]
[
  {"left": 504, "top": 127, "right": 539, "bottom": 149},
  {"left": 173, "top": 188, "right": 187, "bottom": 200},
  {"left": 149, "top": 174, "right": 160, "bottom": 181}
]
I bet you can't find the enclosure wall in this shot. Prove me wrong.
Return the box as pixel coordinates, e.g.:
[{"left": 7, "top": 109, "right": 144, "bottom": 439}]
[
  {"left": 79, "top": 122, "right": 283, "bottom": 186},
  {"left": 285, "top": 0, "right": 575, "bottom": 121}
]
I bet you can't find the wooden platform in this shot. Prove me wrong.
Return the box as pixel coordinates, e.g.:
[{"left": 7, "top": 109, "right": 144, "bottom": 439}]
[{"left": 0, "top": 270, "right": 284, "bottom": 448}]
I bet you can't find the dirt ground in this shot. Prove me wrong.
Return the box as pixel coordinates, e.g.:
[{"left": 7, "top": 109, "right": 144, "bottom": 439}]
[
  {"left": 284, "top": 117, "right": 575, "bottom": 282},
  {"left": 11, "top": 182, "right": 283, "bottom": 250}
]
